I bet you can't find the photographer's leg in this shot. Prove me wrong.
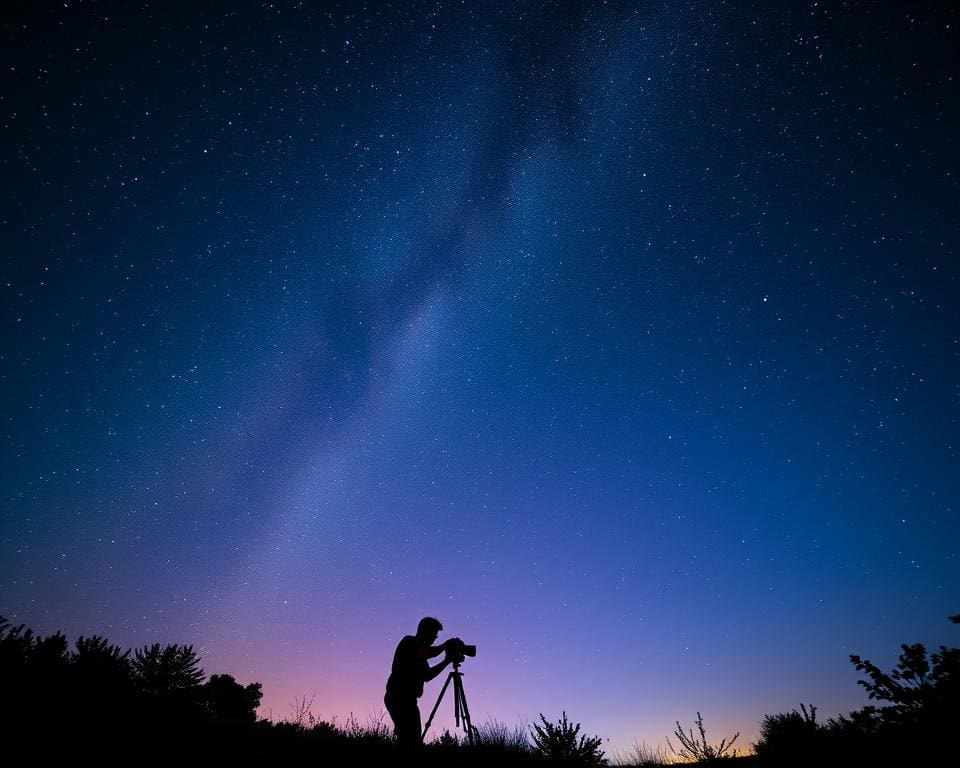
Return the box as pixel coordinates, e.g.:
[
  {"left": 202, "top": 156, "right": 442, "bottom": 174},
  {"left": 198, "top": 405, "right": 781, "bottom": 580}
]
[{"left": 386, "top": 695, "right": 422, "bottom": 759}]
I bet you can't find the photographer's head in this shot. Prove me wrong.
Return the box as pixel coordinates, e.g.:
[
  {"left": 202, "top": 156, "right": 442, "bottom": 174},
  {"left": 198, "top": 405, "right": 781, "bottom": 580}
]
[{"left": 416, "top": 616, "right": 443, "bottom": 644}]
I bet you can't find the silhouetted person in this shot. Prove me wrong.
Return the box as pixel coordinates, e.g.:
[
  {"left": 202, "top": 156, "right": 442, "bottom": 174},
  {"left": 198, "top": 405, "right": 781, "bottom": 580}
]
[{"left": 384, "top": 616, "right": 453, "bottom": 753}]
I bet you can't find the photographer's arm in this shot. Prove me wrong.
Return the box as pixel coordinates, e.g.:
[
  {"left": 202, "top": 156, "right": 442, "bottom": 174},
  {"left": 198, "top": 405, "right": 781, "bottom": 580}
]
[{"left": 424, "top": 655, "right": 452, "bottom": 682}]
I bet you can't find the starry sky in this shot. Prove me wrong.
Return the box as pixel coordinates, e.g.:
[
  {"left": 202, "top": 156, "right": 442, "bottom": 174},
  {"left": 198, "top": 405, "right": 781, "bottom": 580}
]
[{"left": 2, "top": 0, "right": 957, "bottom": 754}]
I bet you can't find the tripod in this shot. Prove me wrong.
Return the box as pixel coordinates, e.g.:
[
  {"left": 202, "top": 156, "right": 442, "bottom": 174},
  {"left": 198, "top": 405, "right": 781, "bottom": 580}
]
[{"left": 422, "top": 660, "right": 477, "bottom": 744}]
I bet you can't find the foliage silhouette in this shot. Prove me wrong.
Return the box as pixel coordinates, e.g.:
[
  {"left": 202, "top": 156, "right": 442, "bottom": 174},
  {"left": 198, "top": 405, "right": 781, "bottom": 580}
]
[
  {"left": 73, "top": 634, "right": 132, "bottom": 675},
  {"left": 753, "top": 614, "right": 959, "bottom": 765},
  {"left": 753, "top": 704, "right": 821, "bottom": 764},
  {"left": 202, "top": 673, "right": 263, "bottom": 723},
  {"left": 849, "top": 639, "right": 960, "bottom": 723},
  {"left": 132, "top": 641, "right": 206, "bottom": 719},
  {"left": 668, "top": 711, "right": 739, "bottom": 761},
  {"left": 133, "top": 642, "right": 204, "bottom": 694},
  {"left": 0, "top": 614, "right": 268, "bottom": 758},
  {"left": 71, "top": 634, "right": 134, "bottom": 711},
  {"left": 530, "top": 711, "right": 607, "bottom": 765},
  {"left": 837, "top": 613, "right": 958, "bottom": 761},
  {"left": 3, "top": 611, "right": 956, "bottom": 764}
]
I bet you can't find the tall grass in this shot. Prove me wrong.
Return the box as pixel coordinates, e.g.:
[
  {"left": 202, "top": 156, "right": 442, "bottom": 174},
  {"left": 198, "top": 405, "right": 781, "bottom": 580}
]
[
  {"left": 472, "top": 718, "right": 532, "bottom": 750},
  {"left": 614, "top": 739, "right": 678, "bottom": 767}
]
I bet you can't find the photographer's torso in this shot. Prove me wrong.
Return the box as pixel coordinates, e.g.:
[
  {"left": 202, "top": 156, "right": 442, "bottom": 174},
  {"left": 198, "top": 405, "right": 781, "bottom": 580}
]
[{"left": 385, "top": 635, "right": 428, "bottom": 699}]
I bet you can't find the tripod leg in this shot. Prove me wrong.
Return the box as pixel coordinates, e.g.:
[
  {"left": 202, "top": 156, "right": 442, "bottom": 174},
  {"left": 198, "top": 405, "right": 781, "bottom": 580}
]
[
  {"left": 455, "top": 675, "right": 476, "bottom": 744},
  {"left": 454, "top": 675, "right": 462, "bottom": 727},
  {"left": 423, "top": 672, "right": 454, "bottom": 741}
]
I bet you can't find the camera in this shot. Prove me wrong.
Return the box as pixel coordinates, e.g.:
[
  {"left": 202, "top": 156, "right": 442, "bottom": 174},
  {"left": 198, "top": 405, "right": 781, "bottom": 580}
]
[{"left": 445, "top": 636, "right": 477, "bottom": 662}]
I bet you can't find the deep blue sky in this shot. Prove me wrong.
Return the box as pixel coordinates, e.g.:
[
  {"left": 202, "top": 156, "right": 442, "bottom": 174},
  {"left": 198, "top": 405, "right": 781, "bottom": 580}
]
[{"left": 2, "top": 0, "right": 957, "bottom": 753}]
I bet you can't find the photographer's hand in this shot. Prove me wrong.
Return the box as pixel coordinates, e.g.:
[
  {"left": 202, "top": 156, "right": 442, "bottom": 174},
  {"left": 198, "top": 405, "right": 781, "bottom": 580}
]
[{"left": 425, "top": 654, "right": 452, "bottom": 682}]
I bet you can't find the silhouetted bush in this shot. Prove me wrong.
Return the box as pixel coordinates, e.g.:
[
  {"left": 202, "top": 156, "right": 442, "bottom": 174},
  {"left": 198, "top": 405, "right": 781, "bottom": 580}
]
[
  {"left": 753, "top": 704, "right": 822, "bottom": 766},
  {"left": 849, "top": 629, "right": 960, "bottom": 728},
  {"left": 531, "top": 711, "right": 607, "bottom": 765},
  {"left": 752, "top": 614, "right": 959, "bottom": 765},
  {"left": 668, "top": 711, "right": 739, "bottom": 762}
]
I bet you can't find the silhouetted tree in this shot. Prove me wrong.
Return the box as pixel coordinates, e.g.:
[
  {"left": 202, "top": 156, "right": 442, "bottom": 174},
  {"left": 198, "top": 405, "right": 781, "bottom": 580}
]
[
  {"left": 27, "top": 629, "right": 70, "bottom": 689},
  {"left": 70, "top": 635, "right": 135, "bottom": 714},
  {"left": 1, "top": 616, "right": 34, "bottom": 717},
  {"left": 0, "top": 617, "right": 70, "bottom": 705},
  {"left": 0, "top": 616, "right": 280, "bottom": 759},
  {"left": 133, "top": 642, "right": 205, "bottom": 713},
  {"left": 202, "top": 673, "right": 263, "bottom": 723},
  {"left": 0, "top": 615, "right": 76, "bottom": 745},
  {"left": 0, "top": 616, "right": 33, "bottom": 678}
]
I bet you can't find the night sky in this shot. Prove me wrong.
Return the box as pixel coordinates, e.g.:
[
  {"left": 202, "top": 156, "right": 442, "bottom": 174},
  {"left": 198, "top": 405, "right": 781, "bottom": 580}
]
[{"left": 2, "top": 0, "right": 957, "bottom": 753}]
